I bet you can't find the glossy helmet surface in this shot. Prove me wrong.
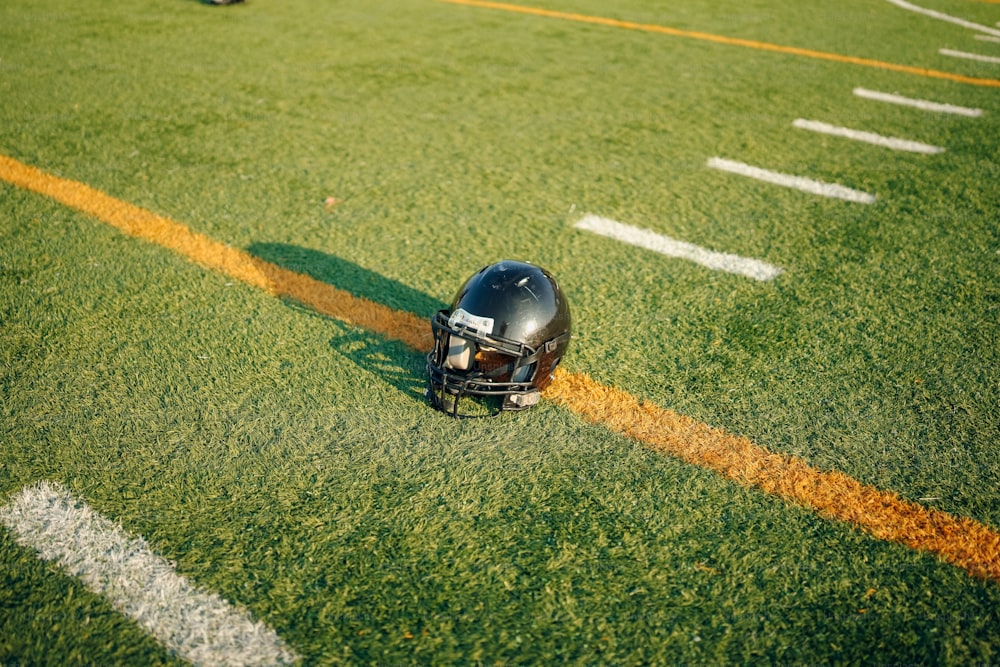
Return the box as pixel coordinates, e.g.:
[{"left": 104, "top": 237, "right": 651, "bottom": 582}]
[{"left": 426, "top": 260, "right": 571, "bottom": 416}]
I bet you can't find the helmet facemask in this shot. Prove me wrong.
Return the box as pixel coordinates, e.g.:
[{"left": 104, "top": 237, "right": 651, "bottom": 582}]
[{"left": 426, "top": 311, "right": 557, "bottom": 417}]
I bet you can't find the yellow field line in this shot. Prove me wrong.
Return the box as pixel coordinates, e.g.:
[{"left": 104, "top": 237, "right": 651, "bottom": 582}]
[
  {"left": 440, "top": 0, "right": 1000, "bottom": 88},
  {"left": 2, "top": 153, "right": 999, "bottom": 582},
  {"left": 0, "top": 155, "right": 432, "bottom": 352},
  {"left": 545, "top": 371, "right": 1000, "bottom": 581}
]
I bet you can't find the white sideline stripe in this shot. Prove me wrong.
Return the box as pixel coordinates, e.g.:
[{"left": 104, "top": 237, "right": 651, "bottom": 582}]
[
  {"left": 792, "top": 118, "right": 945, "bottom": 154},
  {"left": 852, "top": 87, "right": 983, "bottom": 117},
  {"left": 0, "top": 481, "right": 299, "bottom": 667},
  {"left": 975, "top": 35, "right": 1000, "bottom": 44},
  {"left": 885, "top": 0, "right": 1000, "bottom": 37},
  {"left": 706, "top": 157, "right": 877, "bottom": 204},
  {"left": 574, "top": 215, "right": 783, "bottom": 282},
  {"left": 939, "top": 48, "right": 1000, "bottom": 64}
]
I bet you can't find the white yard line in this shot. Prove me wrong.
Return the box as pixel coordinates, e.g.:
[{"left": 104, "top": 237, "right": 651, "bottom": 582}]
[
  {"left": 885, "top": 0, "right": 1000, "bottom": 37},
  {"left": 0, "top": 481, "right": 299, "bottom": 667},
  {"left": 975, "top": 35, "right": 1000, "bottom": 44},
  {"left": 852, "top": 87, "right": 983, "bottom": 117},
  {"left": 939, "top": 48, "right": 1000, "bottom": 64},
  {"left": 792, "top": 119, "right": 945, "bottom": 154},
  {"left": 706, "top": 157, "right": 877, "bottom": 204},
  {"left": 574, "top": 214, "right": 783, "bottom": 282}
]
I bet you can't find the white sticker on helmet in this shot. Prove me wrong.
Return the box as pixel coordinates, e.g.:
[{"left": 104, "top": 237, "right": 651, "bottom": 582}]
[{"left": 448, "top": 308, "right": 494, "bottom": 335}]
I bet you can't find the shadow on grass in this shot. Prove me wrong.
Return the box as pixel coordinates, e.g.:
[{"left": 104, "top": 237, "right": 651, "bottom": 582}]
[
  {"left": 247, "top": 243, "right": 446, "bottom": 318},
  {"left": 246, "top": 242, "right": 446, "bottom": 402},
  {"left": 326, "top": 327, "right": 430, "bottom": 402}
]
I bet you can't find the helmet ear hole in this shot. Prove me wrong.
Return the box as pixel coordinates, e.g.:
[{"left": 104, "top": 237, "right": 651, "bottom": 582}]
[{"left": 445, "top": 336, "right": 474, "bottom": 371}]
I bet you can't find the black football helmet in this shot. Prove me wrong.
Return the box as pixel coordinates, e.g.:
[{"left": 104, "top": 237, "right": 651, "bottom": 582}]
[{"left": 426, "top": 260, "right": 571, "bottom": 416}]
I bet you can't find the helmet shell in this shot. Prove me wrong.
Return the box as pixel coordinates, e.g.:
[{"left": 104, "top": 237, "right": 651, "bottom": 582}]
[
  {"left": 426, "top": 260, "right": 571, "bottom": 416},
  {"left": 450, "top": 260, "right": 571, "bottom": 349}
]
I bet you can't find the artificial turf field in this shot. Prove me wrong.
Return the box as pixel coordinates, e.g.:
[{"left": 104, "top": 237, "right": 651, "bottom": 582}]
[{"left": 2, "top": 0, "right": 1000, "bottom": 663}]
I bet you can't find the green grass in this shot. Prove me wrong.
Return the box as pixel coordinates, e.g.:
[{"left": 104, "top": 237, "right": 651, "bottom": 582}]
[{"left": 2, "top": 0, "right": 1000, "bottom": 663}]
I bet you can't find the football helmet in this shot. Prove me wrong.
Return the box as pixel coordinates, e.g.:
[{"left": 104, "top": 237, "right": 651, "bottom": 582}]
[{"left": 426, "top": 260, "right": 571, "bottom": 416}]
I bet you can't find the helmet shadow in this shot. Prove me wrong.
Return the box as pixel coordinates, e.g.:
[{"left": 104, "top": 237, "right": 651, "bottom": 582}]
[
  {"left": 245, "top": 242, "right": 447, "bottom": 402},
  {"left": 247, "top": 243, "right": 446, "bottom": 318}
]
